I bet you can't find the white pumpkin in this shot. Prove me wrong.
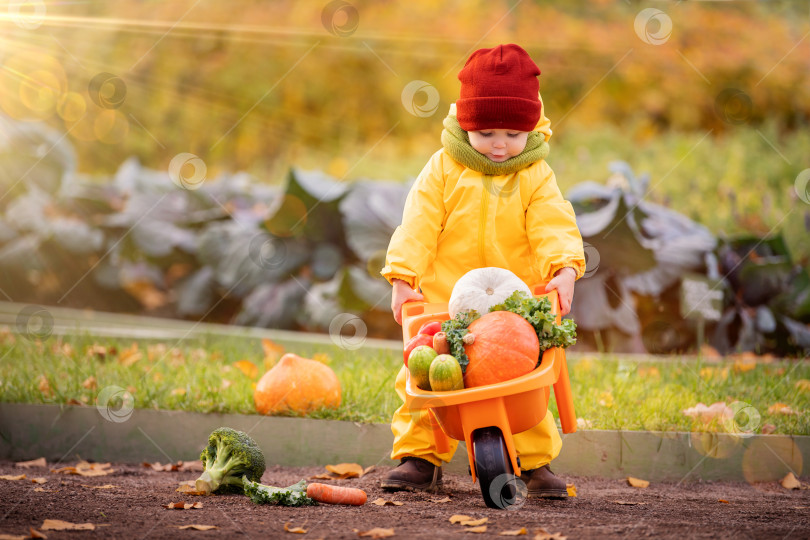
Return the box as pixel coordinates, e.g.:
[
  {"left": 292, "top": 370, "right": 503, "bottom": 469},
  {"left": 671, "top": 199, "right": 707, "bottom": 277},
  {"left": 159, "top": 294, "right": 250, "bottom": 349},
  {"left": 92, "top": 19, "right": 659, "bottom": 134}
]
[{"left": 448, "top": 267, "right": 532, "bottom": 318}]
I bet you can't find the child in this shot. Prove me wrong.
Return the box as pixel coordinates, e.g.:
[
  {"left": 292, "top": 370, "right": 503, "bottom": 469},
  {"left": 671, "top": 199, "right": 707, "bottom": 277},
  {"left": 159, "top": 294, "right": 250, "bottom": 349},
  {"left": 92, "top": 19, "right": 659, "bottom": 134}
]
[{"left": 379, "top": 44, "right": 586, "bottom": 497}]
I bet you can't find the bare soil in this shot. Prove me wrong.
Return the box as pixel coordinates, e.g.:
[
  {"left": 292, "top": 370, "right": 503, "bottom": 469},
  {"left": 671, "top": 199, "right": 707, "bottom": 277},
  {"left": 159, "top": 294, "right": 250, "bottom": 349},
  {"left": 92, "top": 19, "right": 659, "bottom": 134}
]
[{"left": 0, "top": 461, "right": 808, "bottom": 539}]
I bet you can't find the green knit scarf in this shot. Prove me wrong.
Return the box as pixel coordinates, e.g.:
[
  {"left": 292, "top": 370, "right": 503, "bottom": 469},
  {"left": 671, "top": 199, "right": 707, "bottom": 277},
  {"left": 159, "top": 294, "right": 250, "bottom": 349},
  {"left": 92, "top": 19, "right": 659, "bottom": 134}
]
[{"left": 440, "top": 113, "right": 550, "bottom": 175}]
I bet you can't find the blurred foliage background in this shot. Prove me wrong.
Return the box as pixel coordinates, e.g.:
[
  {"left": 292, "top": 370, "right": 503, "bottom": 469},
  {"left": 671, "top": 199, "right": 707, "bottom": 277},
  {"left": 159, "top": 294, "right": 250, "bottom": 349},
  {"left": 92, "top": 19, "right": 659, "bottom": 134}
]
[{"left": 0, "top": 0, "right": 808, "bottom": 352}]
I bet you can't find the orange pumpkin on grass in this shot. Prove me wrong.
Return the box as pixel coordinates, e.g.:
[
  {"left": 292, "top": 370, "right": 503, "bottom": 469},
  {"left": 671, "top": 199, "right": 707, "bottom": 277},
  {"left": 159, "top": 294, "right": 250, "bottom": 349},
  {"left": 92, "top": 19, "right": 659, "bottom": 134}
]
[
  {"left": 462, "top": 311, "right": 539, "bottom": 388},
  {"left": 254, "top": 353, "right": 341, "bottom": 414}
]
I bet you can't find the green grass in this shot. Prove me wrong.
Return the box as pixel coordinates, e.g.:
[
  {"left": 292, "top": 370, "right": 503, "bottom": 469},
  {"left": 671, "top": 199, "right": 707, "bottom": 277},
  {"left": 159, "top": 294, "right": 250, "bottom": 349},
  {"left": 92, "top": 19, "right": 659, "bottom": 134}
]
[{"left": 1, "top": 329, "right": 808, "bottom": 435}]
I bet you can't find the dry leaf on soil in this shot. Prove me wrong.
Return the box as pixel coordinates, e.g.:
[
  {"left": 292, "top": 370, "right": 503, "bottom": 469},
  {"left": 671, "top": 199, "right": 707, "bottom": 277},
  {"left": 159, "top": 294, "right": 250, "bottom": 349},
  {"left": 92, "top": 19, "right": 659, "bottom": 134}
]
[
  {"left": 29, "top": 529, "right": 46, "bottom": 539},
  {"left": 0, "top": 475, "right": 25, "bottom": 481},
  {"left": 371, "top": 498, "right": 403, "bottom": 506},
  {"left": 41, "top": 519, "right": 95, "bottom": 531},
  {"left": 325, "top": 463, "right": 364, "bottom": 479},
  {"left": 430, "top": 496, "right": 451, "bottom": 503},
  {"left": 566, "top": 483, "right": 577, "bottom": 497},
  {"left": 449, "top": 515, "right": 472, "bottom": 524},
  {"left": 176, "top": 481, "right": 207, "bottom": 496},
  {"left": 718, "top": 499, "right": 730, "bottom": 503},
  {"left": 466, "top": 526, "right": 487, "bottom": 533},
  {"left": 533, "top": 528, "right": 567, "bottom": 540},
  {"left": 781, "top": 472, "right": 802, "bottom": 490},
  {"left": 179, "top": 461, "right": 204, "bottom": 472},
  {"left": 357, "top": 527, "right": 395, "bottom": 538},
  {"left": 34, "top": 487, "right": 57, "bottom": 492},
  {"left": 143, "top": 461, "right": 178, "bottom": 472},
  {"left": 499, "top": 528, "right": 527, "bottom": 536},
  {"left": 30, "top": 478, "right": 47, "bottom": 484},
  {"left": 82, "top": 484, "right": 117, "bottom": 490},
  {"left": 15, "top": 458, "right": 46, "bottom": 469},
  {"left": 284, "top": 522, "right": 307, "bottom": 534},
  {"left": 52, "top": 461, "right": 114, "bottom": 477},
  {"left": 178, "top": 525, "right": 217, "bottom": 531},
  {"left": 612, "top": 500, "right": 646, "bottom": 505},
  {"left": 627, "top": 476, "right": 650, "bottom": 488},
  {"left": 164, "top": 502, "right": 203, "bottom": 510},
  {"left": 461, "top": 518, "right": 488, "bottom": 526},
  {"left": 0, "top": 534, "right": 26, "bottom": 540}
]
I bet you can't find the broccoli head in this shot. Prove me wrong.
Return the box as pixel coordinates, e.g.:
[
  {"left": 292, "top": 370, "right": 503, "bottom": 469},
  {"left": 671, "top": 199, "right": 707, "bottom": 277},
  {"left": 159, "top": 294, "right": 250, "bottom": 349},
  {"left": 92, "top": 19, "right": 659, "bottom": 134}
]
[{"left": 195, "top": 427, "right": 266, "bottom": 494}]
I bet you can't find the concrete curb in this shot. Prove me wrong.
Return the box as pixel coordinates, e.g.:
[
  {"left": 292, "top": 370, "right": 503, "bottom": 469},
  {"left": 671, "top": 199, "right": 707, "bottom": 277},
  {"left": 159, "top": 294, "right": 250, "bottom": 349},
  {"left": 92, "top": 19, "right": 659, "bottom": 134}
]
[{"left": 2, "top": 403, "right": 807, "bottom": 482}]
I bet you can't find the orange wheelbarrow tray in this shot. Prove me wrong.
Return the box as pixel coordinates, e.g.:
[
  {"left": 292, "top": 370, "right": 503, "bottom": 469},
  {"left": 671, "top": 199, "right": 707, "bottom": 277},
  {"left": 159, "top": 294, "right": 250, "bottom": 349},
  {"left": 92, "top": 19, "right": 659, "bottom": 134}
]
[{"left": 400, "top": 286, "right": 577, "bottom": 507}]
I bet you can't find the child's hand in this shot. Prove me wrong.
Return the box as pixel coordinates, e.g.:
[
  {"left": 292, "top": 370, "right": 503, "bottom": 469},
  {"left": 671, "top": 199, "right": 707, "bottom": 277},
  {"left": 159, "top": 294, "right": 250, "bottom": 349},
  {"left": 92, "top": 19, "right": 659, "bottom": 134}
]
[
  {"left": 391, "top": 279, "right": 424, "bottom": 325},
  {"left": 545, "top": 267, "right": 577, "bottom": 317}
]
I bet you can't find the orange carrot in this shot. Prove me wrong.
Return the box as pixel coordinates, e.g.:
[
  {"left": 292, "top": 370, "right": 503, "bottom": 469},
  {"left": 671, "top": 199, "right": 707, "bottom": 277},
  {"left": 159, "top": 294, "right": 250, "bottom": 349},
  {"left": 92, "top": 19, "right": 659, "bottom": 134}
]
[{"left": 306, "top": 483, "right": 367, "bottom": 506}]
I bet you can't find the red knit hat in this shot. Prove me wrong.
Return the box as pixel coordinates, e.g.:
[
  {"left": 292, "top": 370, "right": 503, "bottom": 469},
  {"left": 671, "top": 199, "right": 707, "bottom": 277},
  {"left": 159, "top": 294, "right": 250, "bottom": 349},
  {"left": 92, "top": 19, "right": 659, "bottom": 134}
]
[{"left": 456, "top": 44, "right": 542, "bottom": 132}]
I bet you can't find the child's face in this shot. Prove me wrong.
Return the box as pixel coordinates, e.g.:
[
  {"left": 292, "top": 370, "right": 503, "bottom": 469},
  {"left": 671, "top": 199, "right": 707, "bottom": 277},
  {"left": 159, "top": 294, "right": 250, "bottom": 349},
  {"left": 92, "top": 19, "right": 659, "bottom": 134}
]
[{"left": 468, "top": 129, "right": 529, "bottom": 162}]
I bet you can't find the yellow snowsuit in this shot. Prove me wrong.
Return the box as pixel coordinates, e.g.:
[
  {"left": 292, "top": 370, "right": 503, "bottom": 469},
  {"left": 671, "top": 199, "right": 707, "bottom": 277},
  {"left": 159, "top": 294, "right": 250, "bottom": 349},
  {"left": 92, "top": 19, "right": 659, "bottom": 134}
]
[{"left": 381, "top": 104, "right": 586, "bottom": 469}]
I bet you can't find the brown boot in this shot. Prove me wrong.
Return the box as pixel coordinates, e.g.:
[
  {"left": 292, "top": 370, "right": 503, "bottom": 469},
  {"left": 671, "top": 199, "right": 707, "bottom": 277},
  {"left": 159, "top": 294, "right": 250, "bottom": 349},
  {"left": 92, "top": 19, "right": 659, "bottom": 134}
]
[
  {"left": 380, "top": 457, "right": 442, "bottom": 493},
  {"left": 522, "top": 464, "right": 568, "bottom": 499}
]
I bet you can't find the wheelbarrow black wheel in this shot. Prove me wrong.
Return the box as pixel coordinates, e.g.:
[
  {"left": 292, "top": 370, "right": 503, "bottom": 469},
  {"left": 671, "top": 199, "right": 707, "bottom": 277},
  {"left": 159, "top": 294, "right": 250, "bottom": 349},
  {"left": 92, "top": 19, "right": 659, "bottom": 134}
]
[{"left": 472, "top": 427, "right": 520, "bottom": 509}]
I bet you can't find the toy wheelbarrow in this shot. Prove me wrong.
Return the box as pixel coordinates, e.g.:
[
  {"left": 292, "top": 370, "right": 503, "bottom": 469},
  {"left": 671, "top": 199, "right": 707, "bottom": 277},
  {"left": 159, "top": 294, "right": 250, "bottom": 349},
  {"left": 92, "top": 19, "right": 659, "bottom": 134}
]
[{"left": 401, "top": 285, "right": 577, "bottom": 509}]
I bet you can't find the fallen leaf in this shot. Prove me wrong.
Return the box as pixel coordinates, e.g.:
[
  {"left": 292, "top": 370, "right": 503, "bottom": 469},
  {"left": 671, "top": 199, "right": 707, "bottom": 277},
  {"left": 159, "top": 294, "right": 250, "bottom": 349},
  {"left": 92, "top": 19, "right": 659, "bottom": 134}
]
[
  {"left": 171, "top": 388, "right": 186, "bottom": 396},
  {"left": 499, "top": 529, "right": 527, "bottom": 536},
  {"left": 143, "top": 461, "right": 178, "bottom": 472},
  {"left": 312, "top": 353, "right": 331, "bottom": 365},
  {"left": 533, "top": 528, "right": 567, "bottom": 540},
  {"left": 16, "top": 458, "right": 47, "bottom": 469},
  {"left": 29, "top": 528, "right": 46, "bottom": 539},
  {"left": 65, "top": 398, "right": 84, "bottom": 406},
  {"left": 52, "top": 461, "right": 114, "bottom": 477},
  {"left": 118, "top": 343, "right": 142, "bottom": 367},
  {"left": 165, "top": 501, "right": 203, "bottom": 510},
  {"left": 33, "top": 487, "right": 54, "bottom": 492},
  {"left": 466, "top": 526, "right": 487, "bottom": 533},
  {"left": 81, "top": 376, "right": 97, "bottom": 389},
  {"left": 627, "top": 477, "right": 649, "bottom": 488},
  {"left": 176, "top": 481, "right": 207, "bottom": 496},
  {"left": 795, "top": 379, "right": 810, "bottom": 392},
  {"left": 682, "top": 402, "right": 733, "bottom": 423},
  {"left": 357, "top": 528, "right": 394, "bottom": 538},
  {"left": 261, "top": 338, "right": 285, "bottom": 367},
  {"left": 718, "top": 499, "right": 730, "bottom": 504},
  {"left": 371, "top": 498, "right": 403, "bottom": 506},
  {"left": 781, "top": 472, "right": 802, "bottom": 490},
  {"left": 430, "top": 496, "right": 451, "bottom": 503},
  {"left": 363, "top": 465, "right": 375, "bottom": 476},
  {"left": 0, "top": 534, "right": 26, "bottom": 540},
  {"left": 768, "top": 403, "right": 798, "bottom": 415},
  {"left": 179, "top": 461, "right": 204, "bottom": 472},
  {"left": 761, "top": 423, "right": 777, "bottom": 435},
  {"left": 598, "top": 391, "right": 614, "bottom": 408},
  {"left": 41, "top": 519, "right": 95, "bottom": 531},
  {"left": 449, "top": 515, "right": 472, "bottom": 524},
  {"left": 0, "top": 475, "right": 26, "bottom": 481},
  {"left": 733, "top": 353, "right": 757, "bottom": 372},
  {"left": 30, "top": 478, "right": 47, "bottom": 484},
  {"left": 284, "top": 522, "right": 307, "bottom": 534},
  {"left": 461, "top": 518, "right": 488, "bottom": 526},
  {"left": 37, "top": 375, "right": 52, "bottom": 397},
  {"left": 325, "top": 463, "right": 364, "bottom": 479},
  {"left": 612, "top": 500, "right": 646, "bottom": 505},
  {"left": 638, "top": 366, "right": 660, "bottom": 378},
  {"left": 566, "top": 483, "right": 577, "bottom": 497},
  {"left": 234, "top": 360, "right": 259, "bottom": 379},
  {"left": 81, "top": 484, "right": 117, "bottom": 490},
  {"left": 178, "top": 525, "right": 217, "bottom": 531},
  {"left": 309, "top": 473, "right": 335, "bottom": 480}
]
